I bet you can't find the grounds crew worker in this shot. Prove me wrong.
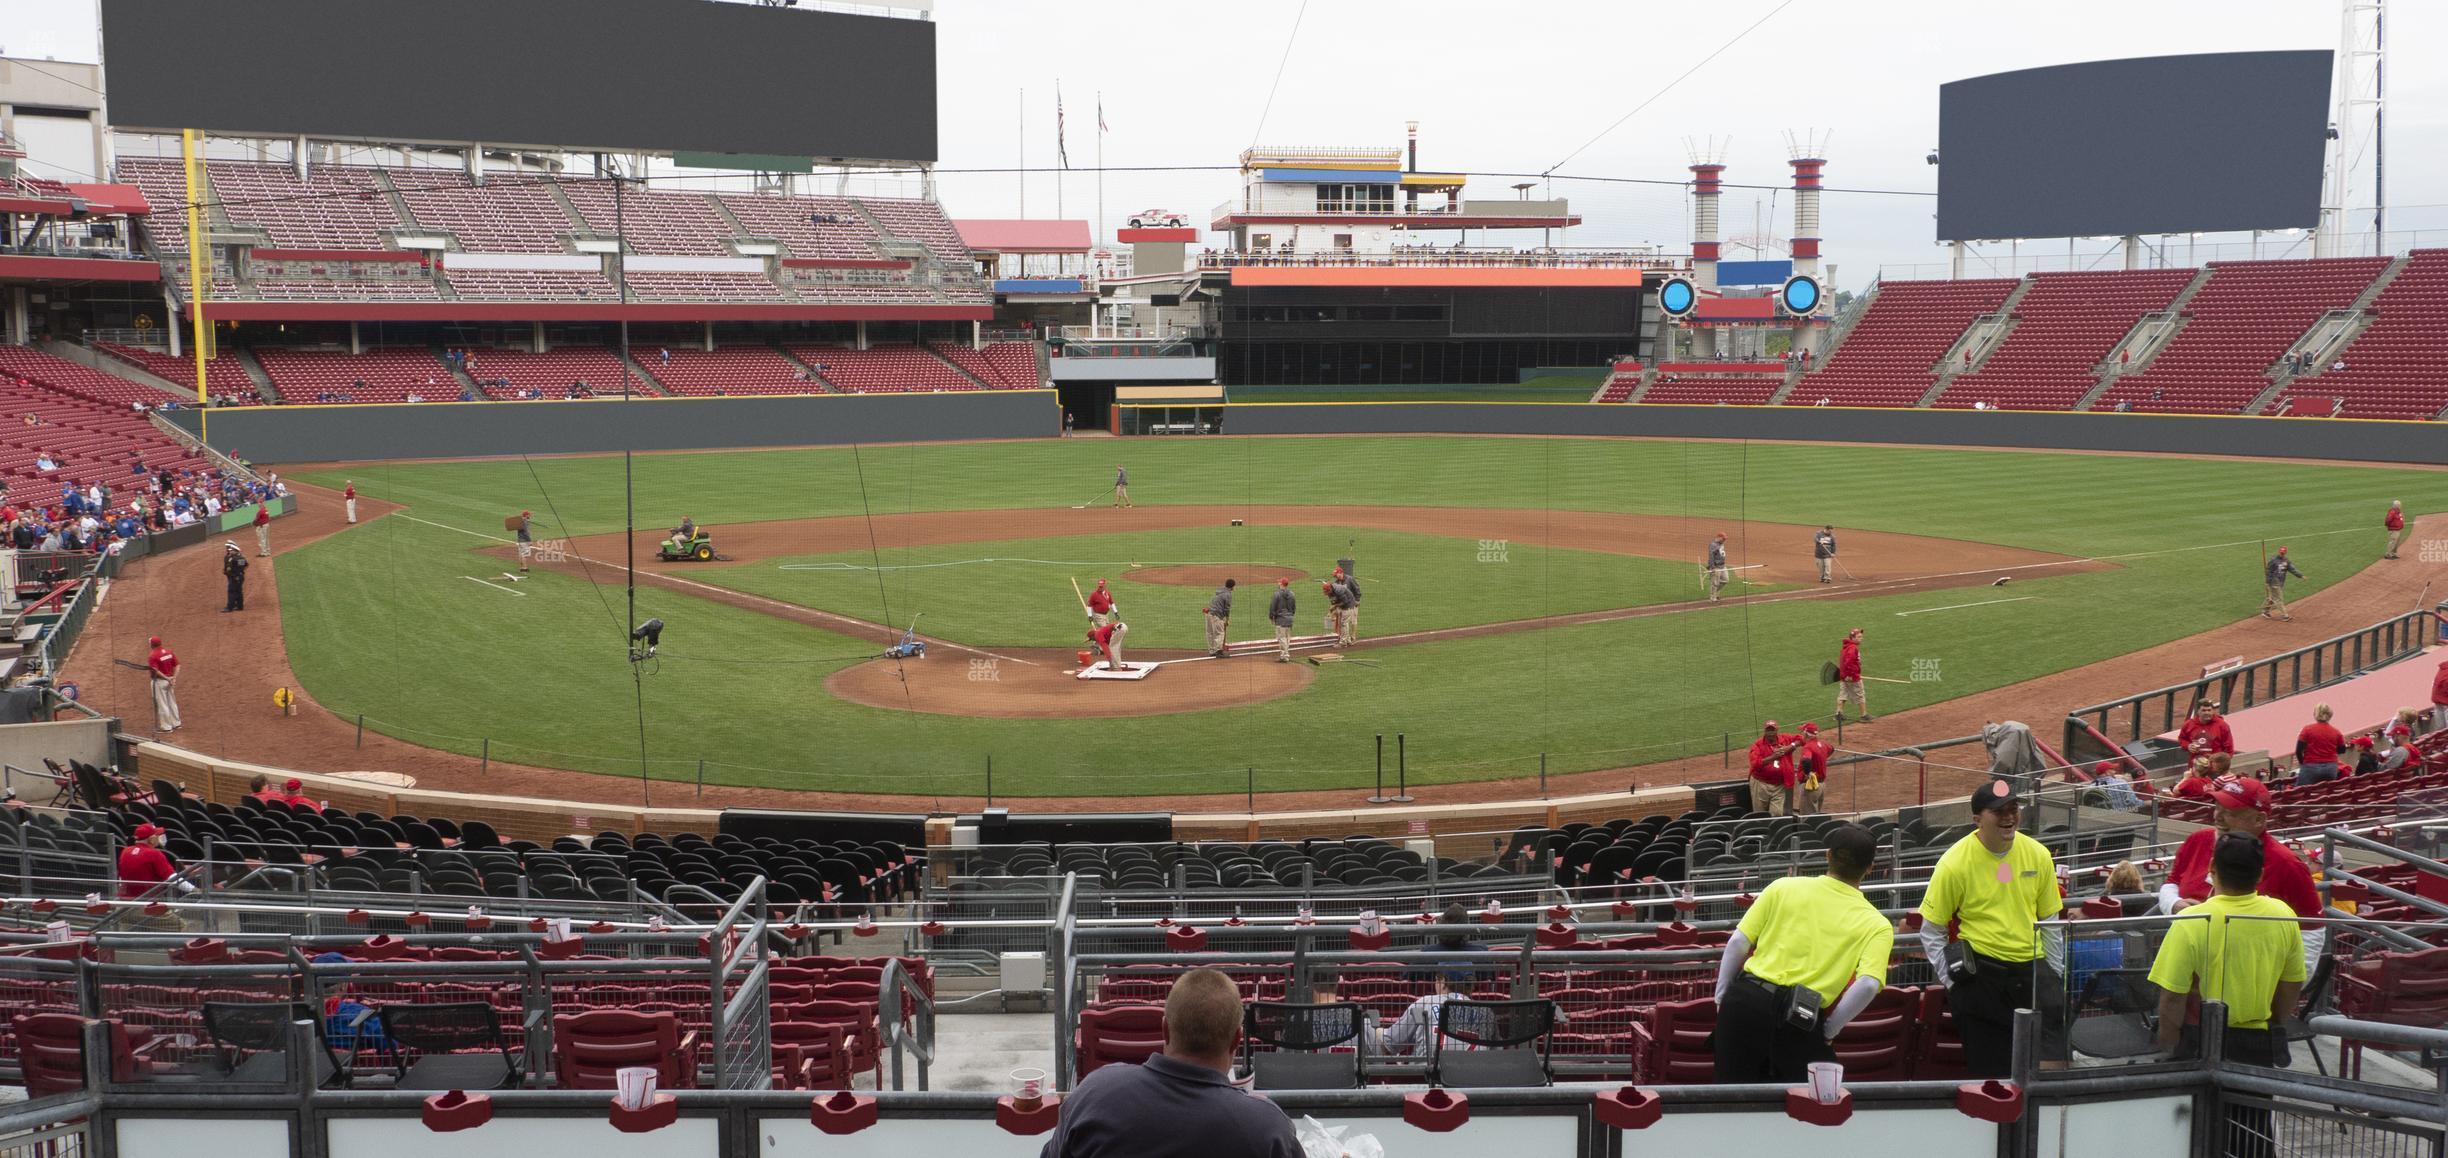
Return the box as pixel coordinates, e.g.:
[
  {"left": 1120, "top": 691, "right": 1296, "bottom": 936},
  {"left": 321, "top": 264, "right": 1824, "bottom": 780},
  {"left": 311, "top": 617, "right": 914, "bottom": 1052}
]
[
  {"left": 1267, "top": 577, "right": 1297, "bottom": 663},
  {"left": 1918, "top": 777, "right": 2068, "bottom": 1078},
  {"left": 1204, "top": 579, "right": 1235, "bottom": 658},
  {"left": 513, "top": 510, "right": 535, "bottom": 574},
  {"left": 252, "top": 501, "right": 272, "bottom": 556},
  {"left": 343, "top": 481, "right": 357, "bottom": 524},
  {"left": 221, "top": 541, "right": 249, "bottom": 612},
  {"left": 2260, "top": 546, "right": 2302, "bottom": 621},
  {"left": 1112, "top": 464, "right": 1132, "bottom": 509},
  {"left": 1712, "top": 823, "right": 1893, "bottom": 1082},
  {"left": 1834, "top": 628, "right": 1871, "bottom": 722},
  {"left": 1323, "top": 569, "right": 1358, "bottom": 647},
  {"left": 2384, "top": 499, "right": 2404, "bottom": 560},
  {"left": 2149, "top": 834, "right": 2304, "bottom": 1158},
  {"left": 1704, "top": 532, "right": 1731, "bottom": 601},
  {"left": 1337, "top": 556, "right": 1362, "bottom": 639},
  {"left": 1085, "top": 618, "right": 1130, "bottom": 671},
  {"left": 1813, "top": 525, "right": 1837, "bottom": 583}
]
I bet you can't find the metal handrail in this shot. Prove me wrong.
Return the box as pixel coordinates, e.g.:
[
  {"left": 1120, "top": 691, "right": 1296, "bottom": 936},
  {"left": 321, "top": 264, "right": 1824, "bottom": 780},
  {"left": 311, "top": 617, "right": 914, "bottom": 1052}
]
[
  {"left": 878, "top": 955, "right": 934, "bottom": 1091},
  {"left": 2069, "top": 605, "right": 2439, "bottom": 749}
]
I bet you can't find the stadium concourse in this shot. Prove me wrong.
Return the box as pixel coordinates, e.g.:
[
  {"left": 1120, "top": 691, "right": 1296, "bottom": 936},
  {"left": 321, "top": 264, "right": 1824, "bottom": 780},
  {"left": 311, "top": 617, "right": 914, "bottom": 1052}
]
[{"left": 53, "top": 478, "right": 2448, "bottom": 816}]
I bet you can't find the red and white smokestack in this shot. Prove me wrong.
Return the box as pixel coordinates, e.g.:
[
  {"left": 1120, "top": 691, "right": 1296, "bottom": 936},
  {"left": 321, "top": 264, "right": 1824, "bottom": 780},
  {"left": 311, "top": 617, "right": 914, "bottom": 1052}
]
[
  {"left": 1690, "top": 162, "right": 1725, "bottom": 292},
  {"left": 1788, "top": 156, "right": 1824, "bottom": 284}
]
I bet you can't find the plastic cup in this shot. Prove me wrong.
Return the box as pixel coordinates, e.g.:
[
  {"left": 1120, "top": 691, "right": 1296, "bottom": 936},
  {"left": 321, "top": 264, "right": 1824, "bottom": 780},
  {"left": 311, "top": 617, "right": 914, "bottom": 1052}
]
[
  {"left": 615, "top": 1066, "right": 656, "bottom": 1110},
  {"left": 1807, "top": 1061, "right": 1844, "bottom": 1104},
  {"left": 1010, "top": 1066, "right": 1046, "bottom": 1109},
  {"left": 1229, "top": 1066, "right": 1256, "bottom": 1095}
]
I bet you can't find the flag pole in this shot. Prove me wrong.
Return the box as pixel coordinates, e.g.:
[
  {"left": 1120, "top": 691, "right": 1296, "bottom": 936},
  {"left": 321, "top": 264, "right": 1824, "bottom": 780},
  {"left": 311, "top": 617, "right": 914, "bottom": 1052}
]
[
  {"left": 1017, "top": 87, "right": 1026, "bottom": 218},
  {"left": 1097, "top": 92, "right": 1106, "bottom": 247},
  {"left": 1055, "top": 80, "right": 1066, "bottom": 220}
]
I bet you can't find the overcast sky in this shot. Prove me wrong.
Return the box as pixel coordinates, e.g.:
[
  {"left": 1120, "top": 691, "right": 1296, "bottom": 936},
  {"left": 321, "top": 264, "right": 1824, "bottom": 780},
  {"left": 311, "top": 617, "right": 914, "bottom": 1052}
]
[{"left": 8, "top": 0, "right": 2441, "bottom": 282}]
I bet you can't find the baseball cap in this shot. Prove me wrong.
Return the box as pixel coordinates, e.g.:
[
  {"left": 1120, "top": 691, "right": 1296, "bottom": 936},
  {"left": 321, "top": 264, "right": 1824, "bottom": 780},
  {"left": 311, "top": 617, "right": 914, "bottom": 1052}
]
[
  {"left": 1762, "top": 719, "right": 1779, "bottom": 730},
  {"left": 147, "top": 635, "right": 161, "bottom": 646},
  {"left": 132, "top": 823, "right": 164, "bottom": 840},
  {"left": 283, "top": 778, "right": 303, "bottom": 793},
  {"left": 2093, "top": 760, "right": 2120, "bottom": 777},
  {"left": 2351, "top": 735, "right": 2375, "bottom": 748},
  {"left": 2210, "top": 775, "right": 2272, "bottom": 812},
  {"left": 1970, "top": 778, "right": 2022, "bottom": 814},
  {"left": 1799, "top": 721, "right": 1819, "bottom": 735},
  {"left": 521, "top": 510, "right": 532, "bottom": 517},
  {"left": 2277, "top": 545, "right": 2288, "bottom": 553}
]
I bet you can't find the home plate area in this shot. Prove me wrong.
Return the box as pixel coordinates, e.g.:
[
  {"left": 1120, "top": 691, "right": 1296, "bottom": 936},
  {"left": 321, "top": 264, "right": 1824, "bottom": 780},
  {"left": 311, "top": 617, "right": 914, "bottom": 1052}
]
[
  {"left": 1075, "top": 661, "right": 1157, "bottom": 681},
  {"left": 1072, "top": 633, "right": 1340, "bottom": 679}
]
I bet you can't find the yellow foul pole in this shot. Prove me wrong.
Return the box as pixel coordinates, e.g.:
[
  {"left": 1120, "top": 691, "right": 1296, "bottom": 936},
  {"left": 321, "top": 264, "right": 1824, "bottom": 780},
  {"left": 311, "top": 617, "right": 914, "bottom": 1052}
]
[{"left": 180, "top": 129, "right": 210, "bottom": 409}]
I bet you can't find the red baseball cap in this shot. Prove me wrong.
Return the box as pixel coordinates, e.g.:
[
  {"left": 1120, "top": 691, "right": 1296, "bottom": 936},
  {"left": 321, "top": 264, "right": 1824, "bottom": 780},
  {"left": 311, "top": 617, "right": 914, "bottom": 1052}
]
[
  {"left": 1762, "top": 719, "right": 1779, "bottom": 730},
  {"left": 147, "top": 635, "right": 161, "bottom": 646},
  {"left": 283, "top": 778, "right": 303, "bottom": 792},
  {"left": 1800, "top": 722, "right": 1819, "bottom": 735},
  {"left": 2351, "top": 735, "right": 2375, "bottom": 748},
  {"left": 2210, "top": 775, "right": 2272, "bottom": 812},
  {"left": 132, "top": 823, "right": 164, "bottom": 840},
  {"left": 2093, "top": 760, "right": 2119, "bottom": 777}
]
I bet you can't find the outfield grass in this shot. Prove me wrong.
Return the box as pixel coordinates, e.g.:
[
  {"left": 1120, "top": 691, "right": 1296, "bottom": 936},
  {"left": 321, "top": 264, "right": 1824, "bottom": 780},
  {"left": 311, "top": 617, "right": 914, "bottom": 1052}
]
[
  {"left": 282, "top": 437, "right": 2448, "bottom": 795},
  {"left": 697, "top": 525, "right": 1764, "bottom": 652}
]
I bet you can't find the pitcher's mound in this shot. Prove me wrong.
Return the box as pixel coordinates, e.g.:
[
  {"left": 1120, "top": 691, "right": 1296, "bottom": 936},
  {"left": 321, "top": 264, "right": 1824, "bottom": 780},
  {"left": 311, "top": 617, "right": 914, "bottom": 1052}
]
[
  {"left": 1127, "top": 564, "right": 1307, "bottom": 588},
  {"left": 825, "top": 648, "right": 1314, "bottom": 719}
]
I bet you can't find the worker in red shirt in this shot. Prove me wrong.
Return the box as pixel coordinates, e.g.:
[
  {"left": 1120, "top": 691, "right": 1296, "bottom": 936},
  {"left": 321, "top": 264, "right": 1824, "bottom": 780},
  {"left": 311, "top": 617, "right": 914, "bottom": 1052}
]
[
  {"left": 343, "top": 480, "right": 358, "bottom": 524},
  {"left": 276, "top": 777, "right": 323, "bottom": 813},
  {"left": 1086, "top": 578, "right": 1116, "bottom": 627},
  {"left": 1834, "top": 628, "right": 1870, "bottom": 723},
  {"left": 1792, "top": 721, "right": 1834, "bottom": 814},
  {"left": 1746, "top": 720, "right": 1801, "bottom": 816},
  {"left": 2176, "top": 701, "right": 2234, "bottom": 759},
  {"left": 2293, "top": 703, "right": 2345, "bottom": 786},
  {"left": 252, "top": 501, "right": 272, "bottom": 557},
  {"left": 2383, "top": 500, "right": 2404, "bottom": 560},
  {"left": 1084, "top": 617, "right": 1129, "bottom": 672},
  {"left": 145, "top": 635, "right": 182, "bottom": 732},
  {"left": 2430, "top": 656, "right": 2448, "bottom": 734},
  {"left": 2157, "top": 775, "right": 2324, "bottom": 974}
]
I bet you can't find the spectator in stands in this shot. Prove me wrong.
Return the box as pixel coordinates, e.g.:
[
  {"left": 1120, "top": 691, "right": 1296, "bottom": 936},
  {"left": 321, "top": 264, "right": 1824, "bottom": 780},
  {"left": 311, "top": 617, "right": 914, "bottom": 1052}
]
[
  {"left": 2158, "top": 774, "right": 2322, "bottom": 975},
  {"left": 2179, "top": 701, "right": 2236, "bottom": 759},
  {"left": 2432, "top": 658, "right": 2448, "bottom": 733},
  {"left": 2092, "top": 760, "right": 2141, "bottom": 811},
  {"left": 33, "top": 452, "right": 55, "bottom": 472},
  {"left": 116, "top": 822, "right": 192, "bottom": 930},
  {"left": 1748, "top": 721, "right": 1800, "bottom": 815},
  {"left": 2348, "top": 735, "right": 2380, "bottom": 776},
  {"left": 277, "top": 778, "right": 322, "bottom": 813},
  {"left": 18, "top": 412, "right": 35, "bottom": 427},
  {"left": 1419, "top": 902, "right": 1488, "bottom": 961},
  {"left": 2150, "top": 834, "right": 2302, "bottom": 1158},
  {"left": 658, "top": 347, "right": 670, "bottom": 365},
  {"left": 1039, "top": 966, "right": 1301, "bottom": 1158},
  {"left": 2102, "top": 861, "right": 2144, "bottom": 897},
  {"left": 245, "top": 774, "right": 280, "bottom": 804},
  {"left": 2293, "top": 703, "right": 2345, "bottom": 786},
  {"left": 1381, "top": 960, "right": 1482, "bottom": 1059},
  {"left": 1918, "top": 778, "right": 2067, "bottom": 1077},
  {"left": 2331, "top": 358, "right": 2346, "bottom": 373},
  {"left": 2383, "top": 710, "right": 2420, "bottom": 770},
  {"left": 1712, "top": 823, "right": 1892, "bottom": 1082}
]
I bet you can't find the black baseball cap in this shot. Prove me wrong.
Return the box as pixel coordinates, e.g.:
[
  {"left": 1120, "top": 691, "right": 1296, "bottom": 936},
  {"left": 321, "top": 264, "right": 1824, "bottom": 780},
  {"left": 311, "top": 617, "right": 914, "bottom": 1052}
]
[{"left": 1970, "top": 778, "right": 2023, "bottom": 814}]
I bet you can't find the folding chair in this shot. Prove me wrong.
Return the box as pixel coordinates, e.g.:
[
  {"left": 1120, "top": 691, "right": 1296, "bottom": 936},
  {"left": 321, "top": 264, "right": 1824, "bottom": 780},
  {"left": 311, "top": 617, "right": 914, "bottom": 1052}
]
[
  {"left": 378, "top": 1002, "right": 521, "bottom": 1090},
  {"left": 1430, "top": 998, "right": 1555, "bottom": 1088},
  {"left": 1241, "top": 1001, "right": 1363, "bottom": 1090}
]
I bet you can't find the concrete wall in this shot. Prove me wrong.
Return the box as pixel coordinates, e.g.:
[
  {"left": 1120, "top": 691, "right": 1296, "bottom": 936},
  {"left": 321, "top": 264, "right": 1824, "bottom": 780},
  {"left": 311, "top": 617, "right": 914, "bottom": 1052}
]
[
  {"left": 0, "top": 718, "right": 117, "bottom": 794},
  {"left": 164, "top": 391, "right": 1060, "bottom": 464},
  {"left": 1213, "top": 402, "right": 2448, "bottom": 464}
]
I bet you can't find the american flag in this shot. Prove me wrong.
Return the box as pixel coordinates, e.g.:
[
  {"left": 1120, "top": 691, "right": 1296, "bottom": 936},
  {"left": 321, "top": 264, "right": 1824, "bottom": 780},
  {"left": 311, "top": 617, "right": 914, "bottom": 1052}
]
[{"left": 1056, "top": 82, "right": 1069, "bottom": 169}]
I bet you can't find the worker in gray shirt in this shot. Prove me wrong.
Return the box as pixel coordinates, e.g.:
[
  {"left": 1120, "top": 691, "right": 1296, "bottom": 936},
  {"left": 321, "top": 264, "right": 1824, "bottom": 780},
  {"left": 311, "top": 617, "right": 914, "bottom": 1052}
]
[
  {"left": 1324, "top": 571, "right": 1359, "bottom": 646},
  {"left": 1336, "top": 557, "right": 1363, "bottom": 639},
  {"left": 1704, "top": 532, "right": 1731, "bottom": 601},
  {"left": 1113, "top": 464, "right": 1132, "bottom": 509},
  {"left": 2261, "top": 546, "right": 2304, "bottom": 622},
  {"left": 1267, "top": 577, "right": 1297, "bottom": 662},
  {"left": 1813, "top": 526, "right": 1837, "bottom": 584},
  {"left": 1204, "top": 578, "right": 1235, "bottom": 658}
]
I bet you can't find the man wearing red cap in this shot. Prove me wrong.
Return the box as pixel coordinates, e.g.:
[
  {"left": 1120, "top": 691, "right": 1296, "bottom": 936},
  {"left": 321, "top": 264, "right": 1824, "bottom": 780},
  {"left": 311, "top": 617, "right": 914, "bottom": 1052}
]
[
  {"left": 117, "top": 822, "right": 189, "bottom": 930},
  {"left": 1793, "top": 722, "right": 1833, "bottom": 814},
  {"left": 344, "top": 480, "right": 357, "bottom": 524},
  {"left": 2261, "top": 546, "right": 2302, "bottom": 621},
  {"left": 252, "top": 501, "right": 272, "bottom": 556},
  {"left": 2177, "top": 701, "right": 2235, "bottom": 760},
  {"left": 1834, "top": 628, "right": 1870, "bottom": 723},
  {"left": 2158, "top": 775, "right": 2324, "bottom": 975},
  {"left": 277, "top": 778, "right": 323, "bottom": 814},
  {"left": 1084, "top": 617, "right": 1130, "bottom": 673},
  {"left": 1087, "top": 578, "right": 1115, "bottom": 627},
  {"left": 1747, "top": 720, "right": 1801, "bottom": 815},
  {"left": 145, "top": 635, "right": 181, "bottom": 732}
]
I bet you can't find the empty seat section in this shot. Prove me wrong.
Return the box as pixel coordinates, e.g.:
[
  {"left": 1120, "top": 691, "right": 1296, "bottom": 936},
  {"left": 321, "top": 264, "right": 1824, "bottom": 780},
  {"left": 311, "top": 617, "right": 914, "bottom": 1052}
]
[
  {"left": 715, "top": 193, "right": 881, "bottom": 260},
  {"left": 385, "top": 168, "right": 578, "bottom": 253},
  {"left": 1932, "top": 268, "right": 2196, "bottom": 410},
  {"left": 1639, "top": 362, "right": 1786, "bottom": 406},
  {"left": 2265, "top": 249, "right": 2448, "bottom": 420},
  {"left": 1790, "top": 279, "right": 2017, "bottom": 407},
  {"left": 95, "top": 344, "right": 257, "bottom": 404},
  {"left": 787, "top": 345, "right": 973, "bottom": 393},
  {"left": 2095, "top": 257, "right": 2390, "bottom": 414},
  {"left": 255, "top": 347, "right": 451, "bottom": 404},
  {"left": 560, "top": 183, "right": 736, "bottom": 256},
  {"left": 647, "top": 348, "right": 818, "bottom": 396},
  {"left": 457, "top": 348, "right": 642, "bottom": 399},
  {"left": 203, "top": 161, "right": 403, "bottom": 250},
  {"left": 926, "top": 342, "right": 1041, "bottom": 389}
]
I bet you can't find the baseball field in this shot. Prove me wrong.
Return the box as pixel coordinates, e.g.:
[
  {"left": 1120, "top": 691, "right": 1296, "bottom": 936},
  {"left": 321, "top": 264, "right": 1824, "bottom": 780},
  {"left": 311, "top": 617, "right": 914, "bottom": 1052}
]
[{"left": 270, "top": 434, "right": 2448, "bottom": 799}]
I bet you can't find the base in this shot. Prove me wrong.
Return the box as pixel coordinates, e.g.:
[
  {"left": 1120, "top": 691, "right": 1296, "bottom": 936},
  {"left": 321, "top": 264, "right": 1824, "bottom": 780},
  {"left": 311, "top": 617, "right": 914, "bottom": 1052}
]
[{"left": 1075, "top": 661, "right": 1156, "bottom": 681}]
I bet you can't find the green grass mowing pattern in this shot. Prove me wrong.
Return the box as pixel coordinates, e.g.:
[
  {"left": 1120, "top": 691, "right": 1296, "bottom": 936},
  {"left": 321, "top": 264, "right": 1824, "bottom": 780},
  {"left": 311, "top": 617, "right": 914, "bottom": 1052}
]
[
  {"left": 693, "top": 525, "right": 1770, "bottom": 652},
  {"left": 282, "top": 437, "right": 2448, "bottom": 795}
]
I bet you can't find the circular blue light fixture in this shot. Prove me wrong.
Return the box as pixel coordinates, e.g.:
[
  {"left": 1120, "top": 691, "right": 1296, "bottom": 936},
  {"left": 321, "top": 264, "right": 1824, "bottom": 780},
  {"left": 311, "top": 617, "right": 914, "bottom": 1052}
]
[
  {"left": 1657, "top": 277, "right": 1698, "bottom": 318},
  {"left": 1779, "top": 275, "right": 1822, "bottom": 316}
]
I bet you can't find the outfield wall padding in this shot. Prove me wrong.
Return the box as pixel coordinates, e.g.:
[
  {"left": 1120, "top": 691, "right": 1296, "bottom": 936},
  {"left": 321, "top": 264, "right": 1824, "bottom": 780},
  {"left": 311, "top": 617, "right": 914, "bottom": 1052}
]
[
  {"left": 1213, "top": 403, "right": 2448, "bottom": 464},
  {"left": 162, "top": 391, "right": 1060, "bottom": 464}
]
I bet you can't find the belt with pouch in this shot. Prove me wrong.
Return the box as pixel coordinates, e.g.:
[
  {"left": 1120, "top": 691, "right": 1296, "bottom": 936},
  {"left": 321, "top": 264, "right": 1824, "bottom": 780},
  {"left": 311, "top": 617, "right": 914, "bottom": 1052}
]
[{"left": 1742, "top": 973, "right": 1826, "bottom": 1033}]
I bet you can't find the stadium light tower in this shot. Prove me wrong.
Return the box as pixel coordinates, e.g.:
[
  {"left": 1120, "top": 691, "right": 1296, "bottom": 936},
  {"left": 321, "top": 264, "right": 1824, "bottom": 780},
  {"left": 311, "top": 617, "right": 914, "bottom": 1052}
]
[
  {"left": 1785, "top": 130, "right": 1828, "bottom": 357},
  {"left": 1685, "top": 138, "right": 1727, "bottom": 358},
  {"left": 2319, "top": 0, "right": 2384, "bottom": 257}
]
